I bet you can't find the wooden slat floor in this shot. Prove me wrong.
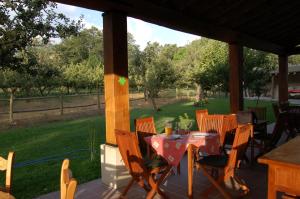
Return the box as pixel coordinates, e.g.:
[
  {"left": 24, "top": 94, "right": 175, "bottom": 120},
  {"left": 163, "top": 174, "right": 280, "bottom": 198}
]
[{"left": 36, "top": 154, "right": 267, "bottom": 199}]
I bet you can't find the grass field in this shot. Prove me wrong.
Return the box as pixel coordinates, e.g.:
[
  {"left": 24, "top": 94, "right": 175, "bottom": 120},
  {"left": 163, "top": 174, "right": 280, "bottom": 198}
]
[{"left": 0, "top": 98, "right": 275, "bottom": 199}]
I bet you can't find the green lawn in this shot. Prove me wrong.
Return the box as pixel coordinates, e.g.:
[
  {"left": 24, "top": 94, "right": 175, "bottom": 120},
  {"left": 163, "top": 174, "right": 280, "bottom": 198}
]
[{"left": 0, "top": 98, "right": 275, "bottom": 199}]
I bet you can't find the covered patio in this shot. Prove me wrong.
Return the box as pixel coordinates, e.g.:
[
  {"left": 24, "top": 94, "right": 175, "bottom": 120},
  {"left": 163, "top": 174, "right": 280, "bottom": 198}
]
[
  {"left": 37, "top": 154, "right": 267, "bottom": 199},
  {"left": 46, "top": 0, "right": 300, "bottom": 198}
]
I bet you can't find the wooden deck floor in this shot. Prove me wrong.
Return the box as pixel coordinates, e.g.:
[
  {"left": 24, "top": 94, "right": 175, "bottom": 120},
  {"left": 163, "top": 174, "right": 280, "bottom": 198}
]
[{"left": 36, "top": 154, "right": 267, "bottom": 199}]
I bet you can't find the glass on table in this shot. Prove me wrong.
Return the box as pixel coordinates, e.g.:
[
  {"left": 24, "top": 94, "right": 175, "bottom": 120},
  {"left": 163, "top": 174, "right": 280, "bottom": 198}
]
[{"left": 165, "top": 121, "right": 173, "bottom": 136}]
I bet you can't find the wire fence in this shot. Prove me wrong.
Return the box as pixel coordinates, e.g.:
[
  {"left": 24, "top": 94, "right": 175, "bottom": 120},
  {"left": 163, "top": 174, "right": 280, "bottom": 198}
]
[{"left": 0, "top": 88, "right": 196, "bottom": 124}]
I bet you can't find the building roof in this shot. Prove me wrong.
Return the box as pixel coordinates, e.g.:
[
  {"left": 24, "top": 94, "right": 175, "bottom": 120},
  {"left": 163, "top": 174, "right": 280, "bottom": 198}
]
[
  {"left": 271, "top": 65, "right": 300, "bottom": 75},
  {"left": 54, "top": 0, "right": 300, "bottom": 55}
]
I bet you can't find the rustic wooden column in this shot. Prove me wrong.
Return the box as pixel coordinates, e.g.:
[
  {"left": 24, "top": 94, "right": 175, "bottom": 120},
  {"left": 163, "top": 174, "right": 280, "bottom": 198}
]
[
  {"left": 278, "top": 55, "right": 288, "bottom": 103},
  {"left": 103, "top": 12, "right": 130, "bottom": 145},
  {"left": 229, "top": 43, "right": 244, "bottom": 113}
]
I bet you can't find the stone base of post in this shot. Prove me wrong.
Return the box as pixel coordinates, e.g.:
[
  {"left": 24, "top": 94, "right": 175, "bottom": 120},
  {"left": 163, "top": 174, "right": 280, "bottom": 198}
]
[{"left": 100, "top": 144, "right": 131, "bottom": 189}]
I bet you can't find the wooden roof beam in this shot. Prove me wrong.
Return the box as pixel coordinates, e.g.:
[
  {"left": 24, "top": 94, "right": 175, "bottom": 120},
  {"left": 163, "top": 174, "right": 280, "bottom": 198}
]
[{"left": 53, "top": 0, "right": 286, "bottom": 54}]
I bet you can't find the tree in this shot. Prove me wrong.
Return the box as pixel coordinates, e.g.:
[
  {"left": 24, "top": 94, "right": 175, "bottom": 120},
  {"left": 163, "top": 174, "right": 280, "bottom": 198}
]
[
  {"left": 128, "top": 33, "right": 142, "bottom": 90},
  {"left": 0, "top": 0, "right": 82, "bottom": 70},
  {"left": 243, "top": 48, "right": 276, "bottom": 104},
  {"left": 175, "top": 38, "right": 228, "bottom": 101},
  {"left": 289, "top": 55, "right": 300, "bottom": 65},
  {"left": 62, "top": 62, "right": 103, "bottom": 93},
  {"left": 27, "top": 43, "right": 61, "bottom": 95},
  {"left": 55, "top": 27, "right": 103, "bottom": 65},
  {"left": 141, "top": 42, "right": 176, "bottom": 111}
]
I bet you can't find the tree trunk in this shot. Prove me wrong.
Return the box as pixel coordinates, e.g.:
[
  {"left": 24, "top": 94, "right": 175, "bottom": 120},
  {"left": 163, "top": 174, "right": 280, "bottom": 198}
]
[
  {"left": 9, "top": 90, "right": 14, "bottom": 124},
  {"left": 150, "top": 96, "right": 158, "bottom": 112},
  {"left": 256, "top": 95, "right": 260, "bottom": 106},
  {"left": 195, "top": 84, "right": 202, "bottom": 102},
  {"left": 144, "top": 88, "right": 148, "bottom": 101},
  {"left": 38, "top": 87, "right": 45, "bottom": 96}
]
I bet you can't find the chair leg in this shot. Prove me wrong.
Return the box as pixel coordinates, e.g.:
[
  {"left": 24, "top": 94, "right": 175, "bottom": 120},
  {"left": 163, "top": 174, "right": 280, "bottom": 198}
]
[
  {"left": 137, "top": 179, "right": 150, "bottom": 192},
  {"left": 233, "top": 176, "right": 250, "bottom": 195},
  {"left": 147, "top": 166, "right": 172, "bottom": 199},
  {"left": 201, "top": 167, "right": 231, "bottom": 199},
  {"left": 177, "top": 163, "right": 181, "bottom": 175},
  {"left": 120, "top": 177, "right": 135, "bottom": 198}
]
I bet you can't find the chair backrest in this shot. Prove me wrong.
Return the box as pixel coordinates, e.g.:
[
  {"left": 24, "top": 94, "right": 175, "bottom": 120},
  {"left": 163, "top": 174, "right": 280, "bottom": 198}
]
[
  {"left": 237, "top": 111, "right": 253, "bottom": 125},
  {"left": 199, "top": 114, "right": 226, "bottom": 145},
  {"left": 247, "top": 107, "right": 267, "bottom": 121},
  {"left": 223, "top": 114, "right": 238, "bottom": 133},
  {"left": 135, "top": 117, "right": 157, "bottom": 134},
  {"left": 115, "top": 129, "right": 146, "bottom": 176},
  {"left": 61, "top": 159, "right": 77, "bottom": 199},
  {"left": 226, "top": 124, "right": 252, "bottom": 172},
  {"left": 0, "top": 152, "right": 15, "bottom": 193},
  {"left": 195, "top": 109, "right": 209, "bottom": 130}
]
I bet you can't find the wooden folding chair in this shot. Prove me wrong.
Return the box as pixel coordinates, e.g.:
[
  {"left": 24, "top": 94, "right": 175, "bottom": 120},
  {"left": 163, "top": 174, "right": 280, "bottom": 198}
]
[
  {"left": 195, "top": 109, "right": 208, "bottom": 130},
  {"left": 199, "top": 114, "right": 226, "bottom": 146},
  {"left": 115, "top": 129, "right": 172, "bottom": 199},
  {"left": 135, "top": 117, "right": 181, "bottom": 175},
  {"left": 0, "top": 152, "right": 15, "bottom": 199},
  {"left": 237, "top": 111, "right": 252, "bottom": 125},
  {"left": 135, "top": 117, "right": 157, "bottom": 158},
  {"left": 223, "top": 114, "right": 238, "bottom": 153},
  {"left": 135, "top": 117, "right": 157, "bottom": 134},
  {"left": 195, "top": 124, "right": 252, "bottom": 198},
  {"left": 247, "top": 107, "right": 269, "bottom": 158},
  {"left": 61, "top": 159, "right": 77, "bottom": 199}
]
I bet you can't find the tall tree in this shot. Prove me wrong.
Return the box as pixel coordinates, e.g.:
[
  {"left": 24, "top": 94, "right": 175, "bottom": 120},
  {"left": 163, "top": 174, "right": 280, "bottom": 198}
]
[
  {"left": 142, "top": 42, "right": 176, "bottom": 111},
  {"left": 0, "top": 0, "right": 82, "bottom": 70},
  {"left": 56, "top": 27, "right": 103, "bottom": 65},
  {"left": 243, "top": 48, "right": 276, "bottom": 103}
]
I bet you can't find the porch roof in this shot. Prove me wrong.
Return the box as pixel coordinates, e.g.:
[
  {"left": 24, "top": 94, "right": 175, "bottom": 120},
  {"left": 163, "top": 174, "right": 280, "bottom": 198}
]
[{"left": 54, "top": 0, "right": 300, "bottom": 55}]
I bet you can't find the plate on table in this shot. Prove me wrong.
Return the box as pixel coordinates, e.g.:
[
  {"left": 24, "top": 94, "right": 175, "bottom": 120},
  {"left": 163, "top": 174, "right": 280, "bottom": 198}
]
[
  {"left": 165, "top": 134, "right": 181, "bottom": 140},
  {"left": 191, "top": 132, "right": 212, "bottom": 138}
]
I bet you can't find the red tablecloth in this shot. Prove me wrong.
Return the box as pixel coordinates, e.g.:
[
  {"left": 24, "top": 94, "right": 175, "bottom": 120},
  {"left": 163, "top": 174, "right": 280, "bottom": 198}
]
[{"left": 144, "top": 132, "right": 220, "bottom": 166}]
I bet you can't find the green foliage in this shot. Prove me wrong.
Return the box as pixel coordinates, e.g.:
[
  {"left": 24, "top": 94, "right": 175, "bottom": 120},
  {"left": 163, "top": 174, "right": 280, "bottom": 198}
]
[
  {"left": 177, "top": 113, "right": 193, "bottom": 130},
  {"left": 138, "top": 42, "right": 177, "bottom": 110},
  {"left": 0, "top": 0, "right": 82, "bottom": 70},
  {"left": 244, "top": 49, "right": 276, "bottom": 99},
  {"left": 62, "top": 62, "right": 103, "bottom": 91},
  {"left": 55, "top": 27, "right": 103, "bottom": 65},
  {"left": 0, "top": 0, "right": 280, "bottom": 100},
  {"left": 289, "top": 55, "right": 300, "bottom": 65}
]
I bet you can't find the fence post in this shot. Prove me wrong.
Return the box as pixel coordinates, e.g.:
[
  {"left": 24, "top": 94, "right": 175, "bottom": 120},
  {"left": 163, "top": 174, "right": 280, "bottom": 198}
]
[
  {"left": 97, "top": 84, "right": 101, "bottom": 111},
  {"left": 176, "top": 88, "right": 179, "bottom": 99},
  {"left": 9, "top": 92, "right": 14, "bottom": 123},
  {"left": 60, "top": 93, "right": 64, "bottom": 115}
]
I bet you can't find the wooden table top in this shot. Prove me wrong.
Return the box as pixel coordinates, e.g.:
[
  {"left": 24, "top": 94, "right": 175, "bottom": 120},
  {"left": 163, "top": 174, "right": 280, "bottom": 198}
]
[
  {"left": 0, "top": 191, "right": 15, "bottom": 199},
  {"left": 258, "top": 136, "right": 300, "bottom": 169}
]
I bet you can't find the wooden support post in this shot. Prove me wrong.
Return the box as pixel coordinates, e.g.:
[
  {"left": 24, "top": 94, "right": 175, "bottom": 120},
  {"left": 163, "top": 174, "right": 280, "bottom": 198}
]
[
  {"left": 278, "top": 55, "right": 288, "bottom": 103},
  {"left": 103, "top": 12, "right": 130, "bottom": 145},
  {"left": 229, "top": 43, "right": 244, "bottom": 113}
]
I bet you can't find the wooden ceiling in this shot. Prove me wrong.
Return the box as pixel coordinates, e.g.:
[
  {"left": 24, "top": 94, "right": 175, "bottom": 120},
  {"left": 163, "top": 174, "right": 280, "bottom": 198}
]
[{"left": 53, "top": 0, "right": 300, "bottom": 55}]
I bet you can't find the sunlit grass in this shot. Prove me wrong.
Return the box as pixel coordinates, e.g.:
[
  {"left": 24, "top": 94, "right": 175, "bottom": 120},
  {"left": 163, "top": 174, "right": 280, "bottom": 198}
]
[{"left": 0, "top": 98, "right": 275, "bottom": 198}]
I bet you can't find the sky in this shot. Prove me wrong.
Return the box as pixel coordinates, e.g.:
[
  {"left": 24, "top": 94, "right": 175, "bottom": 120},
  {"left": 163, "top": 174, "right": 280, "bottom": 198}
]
[{"left": 56, "top": 3, "right": 200, "bottom": 50}]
